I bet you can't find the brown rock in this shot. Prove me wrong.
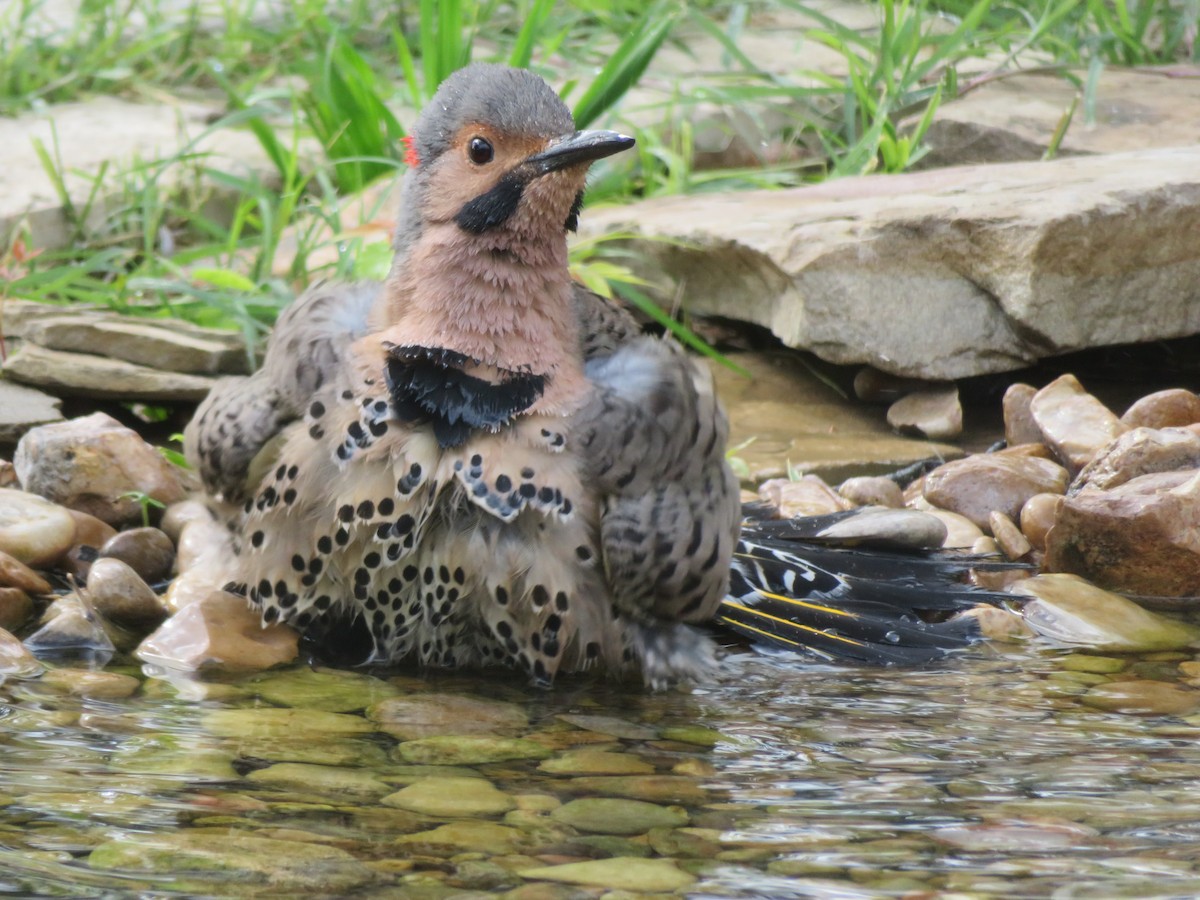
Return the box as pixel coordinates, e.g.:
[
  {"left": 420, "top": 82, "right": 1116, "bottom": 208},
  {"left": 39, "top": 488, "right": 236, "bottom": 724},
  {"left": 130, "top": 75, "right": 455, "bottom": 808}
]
[
  {"left": 1081, "top": 680, "right": 1200, "bottom": 716},
  {"left": 1020, "top": 493, "right": 1063, "bottom": 553},
  {"left": 0, "top": 549, "right": 51, "bottom": 594},
  {"left": 0, "top": 460, "right": 14, "bottom": 488},
  {"left": 758, "top": 475, "right": 851, "bottom": 518},
  {"left": 86, "top": 558, "right": 168, "bottom": 630},
  {"left": 1044, "top": 470, "right": 1200, "bottom": 597},
  {"left": 1029, "top": 375, "right": 1126, "bottom": 474},
  {"left": 0, "top": 587, "right": 34, "bottom": 632},
  {"left": 923, "top": 454, "right": 1069, "bottom": 529},
  {"left": 1122, "top": 389, "right": 1200, "bottom": 430},
  {"left": 838, "top": 475, "right": 902, "bottom": 508},
  {"left": 886, "top": 385, "right": 962, "bottom": 439},
  {"left": 921, "top": 509, "right": 984, "bottom": 549},
  {"left": 0, "top": 626, "right": 44, "bottom": 677},
  {"left": 14, "top": 413, "right": 186, "bottom": 526},
  {"left": 136, "top": 590, "right": 298, "bottom": 673},
  {"left": 68, "top": 510, "right": 118, "bottom": 550},
  {"left": 1072, "top": 427, "right": 1200, "bottom": 495},
  {"left": 99, "top": 527, "right": 175, "bottom": 584},
  {"left": 988, "top": 511, "right": 1031, "bottom": 561},
  {"left": 995, "top": 442, "right": 1053, "bottom": 460}
]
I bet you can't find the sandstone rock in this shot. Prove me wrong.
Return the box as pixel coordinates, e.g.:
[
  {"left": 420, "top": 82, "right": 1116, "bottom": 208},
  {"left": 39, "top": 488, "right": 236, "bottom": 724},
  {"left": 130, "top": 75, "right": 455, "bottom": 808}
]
[
  {"left": 0, "top": 549, "right": 51, "bottom": 594},
  {"left": 99, "top": 527, "right": 175, "bottom": 584},
  {"left": 1030, "top": 375, "right": 1126, "bottom": 474},
  {"left": 1045, "top": 470, "right": 1200, "bottom": 598},
  {"left": 86, "top": 558, "right": 168, "bottom": 630},
  {"left": 584, "top": 147, "right": 1200, "bottom": 380},
  {"left": 1072, "top": 427, "right": 1200, "bottom": 495},
  {"left": 886, "top": 384, "right": 962, "bottom": 439},
  {"left": 923, "top": 454, "right": 1069, "bottom": 529},
  {"left": 136, "top": 589, "right": 298, "bottom": 673},
  {"left": 0, "top": 587, "right": 34, "bottom": 633},
  {"left": 758, "top": 475, "right": 851, "bottom": 518},
  {"left": 2, "top": 343, "right": 216, "bottom": 402},
  {"left": 988, "top": 511, "right": 1031, "bottom": 561},
  {"left": 1012, "top": 573, "right": 1200, "bottom": 651},
  {"left": 15, "top": 413, "right": 186, "bottom": 526},
  {"left": 0, "top": 380, "right": 63, "bottom": 444},
  {"left": 15, "top": 313, "right": 249, "bottom": 375},
  {"left": 838, "top": 475, "right": 902, "bottom": 508},
  {"left": 1003, "top": 383, "right": 1042, "bottom": 447},
  {"left": 0, "top": 488, "right": 76, "bottom": 567},
  {"left": 1020, "top": 492, "right": 1063, "bottom": 553},
  {"left": 1122, "top": 388, "right": 1200, "bottom": 430}
]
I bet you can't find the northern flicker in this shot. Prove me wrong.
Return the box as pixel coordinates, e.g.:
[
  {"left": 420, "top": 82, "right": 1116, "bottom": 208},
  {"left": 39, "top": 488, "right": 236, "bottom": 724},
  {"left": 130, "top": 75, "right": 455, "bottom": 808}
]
[{"left": 187, "top": 64, "right": 742, "bottom": 686}]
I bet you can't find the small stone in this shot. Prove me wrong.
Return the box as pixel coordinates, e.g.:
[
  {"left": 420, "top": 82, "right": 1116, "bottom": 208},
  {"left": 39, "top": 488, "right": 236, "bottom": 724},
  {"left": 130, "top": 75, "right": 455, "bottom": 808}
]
[
  {"left": 758, "top": 475, "right": 851, "bottom": 518},
  {"left": 99, "top": 527, "right": 175, "bottom": 584},
  {"left": 539, "top": 750, "right": 655, "bottom": 776},
  {"left": 0, "top": 587, "right": 34, "bottom": 632},
  {"left": 201, "top": 707, "right": 374, "bottom": 740},
  {"left": 162, "top": 566, "right": 226, "bottom": 612},
  {"left": 250, "top": 668, "right": 400, "bottom": 712},
  {"left": 646, "top": 826, "right": 722, "bottom": 859},
  {"left": 136, "top": 589, "right": 298, "bottom": 673},
  {"left": 1060, "top": 654, "right": 1128, "bottom": 674},
  {"left": 394, "top": 821, "right": 527, "bottom": 855},
  {"left": 886, "top": 384, "right": 962, "bottom": 439},
  {"left": 1029, "top": 374, "right": 1126, "bottom": 474},
  {"left": 1045, "top": 470, "right": 1200, "bottom": 597},
  {"left": 1003, "top": 383, "right": 1042, "bottom": 447},
  {"left": 1122, "top": 389, "right": 1200, "bottom": 430},
  {"left": 383, "top": 776, "right": 516, "bottom": 817},
  {"left": 62, "top": 509, "right": 119, "bottom": 580},
  {"left": 1012, "top": 573, "right": 1200, "bottom": 652},
  {"left": 815, "top": 507, "right": 947, "bottom": 551},
  {"left": 368, "top": 694, "right": 528, "bottom": 740},
  {"left": 852, "top": 367, "right": 926, "bottom": 403},
  {"left": 659, "top": 725, "right": 727, "bottom": 747},
  {"left": 86, "top": 558, "right": 167, "bottom": 630},
  {"left": 1072, "top": 427, "right": 1200, "bottom": 495},
  {"left": 952, "top": 605, "right": 1033, "bottom": 642},
  {"left": 108, "top": 734, "right": 239, "bottom": 781},
  {"left": 932, "top": 821, "right": 1097, "bottom": 852},
  {"left": 38, "top": 667, "right": 140, "bottom": 699},
  {"left": 13, "top": 413, "right": 186, "bottom": 526},
  {"left": 1020, "top": 493, "right": 1063, "bottom": 553},
  {"left": 160, "top": 499, "right": 216, "bottom": 545},
  {"left": 0, "top": 549, "right": 51, "bottom": 594},
  {"left": 837, "top": 476, "right": 902, "bottom": 508},
  {"left": 560, "top": 776, "right": 709, "bottom": 807},
  {"left": 0, "top": 488, "right": 76, "bottom": 567},
  {"left": 1081, "top": 680, "right": 1200, "bottom": 716},
  {"left": 923, "top": 454, "right": 1069, "bottom": 528},
  {"left": 0, "top": 627, "right": 45, "bottom": 677},
  {"left": 988, "top": 511, "right": 1031, "bottom": 560},
  {"left": 519, "top": 857, "right": 695, "bottom": 892},
  {"left": 555, "top": 715, "right": 659, "bottom": 741},
  {"left": 247, "top": 763, "right": 392, "bottom": 797},
  {"left": 395, "top": 736, "right": 551, "bottom": 766},
  {"left": 551, "top": 798, "right": 687, "bottom": 835}
]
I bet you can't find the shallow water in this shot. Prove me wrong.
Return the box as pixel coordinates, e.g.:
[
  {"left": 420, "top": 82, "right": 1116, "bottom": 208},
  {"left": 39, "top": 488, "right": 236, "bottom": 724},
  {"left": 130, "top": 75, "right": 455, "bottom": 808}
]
[{"left": 5, "top": 641, "right": 1200, "bottom": 899}]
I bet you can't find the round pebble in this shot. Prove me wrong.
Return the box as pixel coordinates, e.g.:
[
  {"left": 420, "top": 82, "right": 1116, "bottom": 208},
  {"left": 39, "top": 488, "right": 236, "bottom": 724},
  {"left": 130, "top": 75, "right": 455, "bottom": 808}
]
[
  {"left": 0, "top": 489, "right": 76, "bottom": 568},
  {"left": 86, "top": 558, "right": 167, "bottom": 630},
  {"left": 99, "top": 528, "right": 175, "bottom": 584}
]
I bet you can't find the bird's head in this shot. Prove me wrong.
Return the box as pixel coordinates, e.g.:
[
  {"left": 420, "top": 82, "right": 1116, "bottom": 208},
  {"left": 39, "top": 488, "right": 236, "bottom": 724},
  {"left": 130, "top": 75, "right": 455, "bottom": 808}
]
[{"left": 394, "top": 64, "right": 634, "bottom": 256}]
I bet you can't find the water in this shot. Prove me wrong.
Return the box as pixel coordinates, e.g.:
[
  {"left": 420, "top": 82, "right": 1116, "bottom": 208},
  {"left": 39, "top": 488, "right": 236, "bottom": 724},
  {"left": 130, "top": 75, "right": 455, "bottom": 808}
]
[{"left": 4, "top": 642, "right": 1200, "bottom": 898}]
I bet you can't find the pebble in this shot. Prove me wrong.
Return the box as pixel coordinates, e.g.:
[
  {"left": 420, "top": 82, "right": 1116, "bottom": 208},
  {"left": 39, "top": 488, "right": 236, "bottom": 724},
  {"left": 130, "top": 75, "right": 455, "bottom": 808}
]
[
  {"left": 159, "top": 499, "right": 215, "bottom": 544},
  {"left": 757, "top": 475, "right": 851, "bottom": 518},
  {"left": 932, "top": 820, "right": 1098, "bottom": 852},
  {"left": 551, "top": 798, "right": 687, "bottom": 835},
  {"left": 1003, "top": 383, "right": 1043, "bottom": 446},
  {"left": 384, "top": 776, "right": 516, "bottom": 817},
  {"left": 369, "top": 693, "right": 528, "bottom": 740},
  {"left": 247, "top": 762, "right": 392, "bottom": 797},
  {"left": 62, "top": 509, "right": 119, "bottom": 580},
  {"left": 202, "top": 707, "right": 374, "bottom": 740},
  {"left": 37, "top": 667, "right": 141, "bottom": 699},
  {"left": 1020, "top": 492, "right": 1062, "bottom": 552},
  {"left": 886, "top": 384, "right": 962, "bottom": 439},
  {"left": 539, "top": 750, "right": 655, "bottom": 776},
  {"left": 13, "top": 412, "right": 186, "bottom": 526},
  {"left": 815, "top": 507, "right": 948, "bottom": 551},
  {"left": 1081, "top": 680, "right": 1200, "bottom": 716},
  {"left": 0, "top": 488, "right": 77, "bottom": 567},
  {"left": 0, "top": 549, "right": 51, "bottom": 594},
  {"left": 837, "top": 475, "right": 902, "bottom": 508},
  {"left": 249, "top": 668, "right": 400, "bottom": 713},
  {"left": 989, "top": 510, "right": 1032, "bottom": 560},
  {"left": 162, "top": 566, "right": 225, "bottom": 612},
  {"left": 1121, "top": 388, "right": 1200, "bottom": 429},
  {"left": 86, "top": 558, "right": 167, "bottom": 630},
  {"left": 0, "top": 627, "right": 45, "bottom": 677},
  {"left": 395, "top": 736, "right": 552, "bottom": 766},
  {"left": 99, "top": 527, "right": 175, "bottom": 584},
  {"left": 1029, "top": 374, "right": 1126, "bottom": 474},
  {"left": 173, "top": 515, "right": 231, "bottom": 574},
  {"left": 555, "top": 715, "right": 659, "bottom": 741},
  {"left": 1012, "top": 573, "right": 1200, "bottom": 652},
  {"left": 394, "top": 821, "right": 526, "bottom": 855},
  {"left": 519, "top": 857, "right": 695, "bottom": 892},
  {"left": 561, "top": 776, "right": 709, "bottom": 807},
  {"left": 920, "top": 509, "right": 985, "bottom": 549},
  {"left": 0, "top": 587, "right": 34, "bottom": 633},
  {"left": 923, "top": 454, "right": 1069, "bottom": 528},
  {"left": 136, "top": 589, "right": 298, "bottom": 673}
]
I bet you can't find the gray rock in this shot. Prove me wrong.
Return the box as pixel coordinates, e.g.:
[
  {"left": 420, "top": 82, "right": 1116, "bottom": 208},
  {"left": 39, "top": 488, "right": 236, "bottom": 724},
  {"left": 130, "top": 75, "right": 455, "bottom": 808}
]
[
  {"left": 0, "top": 379, "right": 62, "bottom": 444},
  {"left": 583, "top": 147, "right": 1200, "bottom": 380},
  {"left": 2, "top": 343, "right": 216, "bottom": 401}
]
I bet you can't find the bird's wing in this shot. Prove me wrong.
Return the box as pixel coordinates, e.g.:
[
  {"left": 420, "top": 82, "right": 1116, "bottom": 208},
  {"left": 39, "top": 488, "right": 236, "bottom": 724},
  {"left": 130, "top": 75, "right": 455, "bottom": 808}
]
[{"left": 185, "top": 281, "right": 378, "bottom": 502}]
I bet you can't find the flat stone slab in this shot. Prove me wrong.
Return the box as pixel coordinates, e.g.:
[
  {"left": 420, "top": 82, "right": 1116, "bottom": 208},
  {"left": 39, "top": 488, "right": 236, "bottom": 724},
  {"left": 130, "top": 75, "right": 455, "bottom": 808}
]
[
  {"left": 0, "top": 380, "right": 63, "bottom": 444},
  {"left": 2, "top": 343, "right": 216, "bottom": 401},
  {"left": 586, "top": 146, "right": 1200, "bottom": 380}
]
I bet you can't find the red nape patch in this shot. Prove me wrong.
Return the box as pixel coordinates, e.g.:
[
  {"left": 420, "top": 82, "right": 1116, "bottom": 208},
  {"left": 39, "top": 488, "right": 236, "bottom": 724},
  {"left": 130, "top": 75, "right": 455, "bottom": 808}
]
[{"left": 402, "top": 135, "right": 420, "bottom": 167}]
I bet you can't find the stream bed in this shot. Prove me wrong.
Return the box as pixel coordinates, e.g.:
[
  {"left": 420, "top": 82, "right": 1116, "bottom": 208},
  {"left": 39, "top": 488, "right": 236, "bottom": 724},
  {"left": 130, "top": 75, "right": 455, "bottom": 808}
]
[{"left": 4, "top": 640, "right": 1200, "bottom": 898}]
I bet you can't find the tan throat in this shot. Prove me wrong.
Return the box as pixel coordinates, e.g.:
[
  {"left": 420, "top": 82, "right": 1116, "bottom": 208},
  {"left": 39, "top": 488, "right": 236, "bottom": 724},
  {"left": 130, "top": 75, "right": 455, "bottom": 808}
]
[{"left": 369, "top": 221, "right": 588, "bottom": 417}]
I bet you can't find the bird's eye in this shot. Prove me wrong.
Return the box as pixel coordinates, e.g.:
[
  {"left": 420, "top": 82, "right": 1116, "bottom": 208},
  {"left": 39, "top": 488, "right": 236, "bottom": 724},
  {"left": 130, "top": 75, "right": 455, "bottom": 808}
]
[{"left": 467, "top": 137, "right": 494, "bottom": 165}]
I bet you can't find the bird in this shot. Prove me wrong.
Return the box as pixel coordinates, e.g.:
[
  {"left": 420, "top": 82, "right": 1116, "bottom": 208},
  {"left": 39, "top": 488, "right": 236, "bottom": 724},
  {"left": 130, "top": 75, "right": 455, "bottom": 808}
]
[{"left": 186, "top": 63, "right": 743, "bottom": 687}]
